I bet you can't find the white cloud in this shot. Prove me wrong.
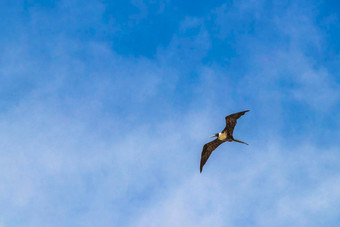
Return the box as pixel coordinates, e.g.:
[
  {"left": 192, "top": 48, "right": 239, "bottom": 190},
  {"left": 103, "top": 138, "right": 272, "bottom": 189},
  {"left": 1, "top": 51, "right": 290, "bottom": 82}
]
[
  {"left": 132, "top": 144, "right": 340, "bottom": 227},
  {"left": 0, "top": 0, "right": 339, "bottom": 226}
]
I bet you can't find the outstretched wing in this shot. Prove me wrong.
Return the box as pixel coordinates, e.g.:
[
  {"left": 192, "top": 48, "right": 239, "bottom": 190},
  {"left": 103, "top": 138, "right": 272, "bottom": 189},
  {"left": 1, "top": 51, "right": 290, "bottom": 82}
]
[
  {"left": 224, "top": 110, "right": 249, "bottom": 137},
  {"left": 200, "top": 139, "right": 225, "bottom": 173}
]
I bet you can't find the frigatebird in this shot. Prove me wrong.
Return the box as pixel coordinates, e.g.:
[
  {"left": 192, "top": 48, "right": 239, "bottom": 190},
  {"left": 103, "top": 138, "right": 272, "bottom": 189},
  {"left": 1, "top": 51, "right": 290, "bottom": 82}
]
[{"left": 200, "top": 110, "right": 249, "bottom": 173}]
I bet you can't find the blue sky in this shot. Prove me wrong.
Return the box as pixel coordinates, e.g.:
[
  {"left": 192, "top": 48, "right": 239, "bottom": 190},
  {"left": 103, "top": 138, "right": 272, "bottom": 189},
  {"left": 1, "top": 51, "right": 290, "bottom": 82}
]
[{"left": 0, "top": 0, "right": 340, "bottom": 226}]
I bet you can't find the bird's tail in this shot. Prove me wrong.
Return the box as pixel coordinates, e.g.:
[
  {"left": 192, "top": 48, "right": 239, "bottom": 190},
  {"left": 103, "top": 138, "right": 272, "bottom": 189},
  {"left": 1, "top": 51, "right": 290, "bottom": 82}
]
[{"left": 233, "top": 139, "right": 248, "bottom": 145}]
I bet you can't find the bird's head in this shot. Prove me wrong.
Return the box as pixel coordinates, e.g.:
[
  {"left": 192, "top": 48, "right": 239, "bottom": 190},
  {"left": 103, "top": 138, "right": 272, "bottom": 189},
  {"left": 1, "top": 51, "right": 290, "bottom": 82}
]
[{"left": 210, "top": 133, "right": 219, "bottom": 138}]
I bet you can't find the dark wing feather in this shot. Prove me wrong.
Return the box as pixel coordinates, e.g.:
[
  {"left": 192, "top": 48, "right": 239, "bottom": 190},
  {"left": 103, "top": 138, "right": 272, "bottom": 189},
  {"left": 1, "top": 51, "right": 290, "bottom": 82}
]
[
  {"left": 200, "top": 139, "right": 225, "bottom": 173},
  {"left": 224, "top": 110, "right": 249, "bottom": 137}
]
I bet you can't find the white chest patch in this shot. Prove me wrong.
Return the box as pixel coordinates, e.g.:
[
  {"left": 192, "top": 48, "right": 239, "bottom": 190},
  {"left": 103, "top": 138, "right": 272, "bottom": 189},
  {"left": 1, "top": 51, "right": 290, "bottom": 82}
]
[{"left": 218, "top": 132, "right": 227, "bottom": 140}]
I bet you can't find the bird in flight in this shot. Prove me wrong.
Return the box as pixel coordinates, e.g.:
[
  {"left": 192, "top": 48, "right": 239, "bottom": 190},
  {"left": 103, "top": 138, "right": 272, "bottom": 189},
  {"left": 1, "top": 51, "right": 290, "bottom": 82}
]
[{"left": 200, "top": 110, "right": 249, "bottom": 173}]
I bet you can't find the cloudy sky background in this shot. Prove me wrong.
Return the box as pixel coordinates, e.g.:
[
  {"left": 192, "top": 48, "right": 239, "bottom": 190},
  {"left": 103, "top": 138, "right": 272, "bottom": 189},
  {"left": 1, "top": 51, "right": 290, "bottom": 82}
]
[{"left": 1, "top": 0, "right": 340, "bottom": 226}]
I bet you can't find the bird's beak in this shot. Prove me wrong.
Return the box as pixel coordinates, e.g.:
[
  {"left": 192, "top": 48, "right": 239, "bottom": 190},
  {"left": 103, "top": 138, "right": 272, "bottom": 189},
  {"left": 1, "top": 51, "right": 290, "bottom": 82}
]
[{"left": 210, "top": 135, "right": 217, "bottom": 138}]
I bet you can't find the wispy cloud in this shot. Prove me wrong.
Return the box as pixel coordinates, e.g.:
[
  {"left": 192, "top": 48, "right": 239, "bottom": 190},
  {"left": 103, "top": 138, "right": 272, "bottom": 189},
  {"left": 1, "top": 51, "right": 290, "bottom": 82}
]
[{"left": 0, "top": 0, "right": 339, "bottom": 226}]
